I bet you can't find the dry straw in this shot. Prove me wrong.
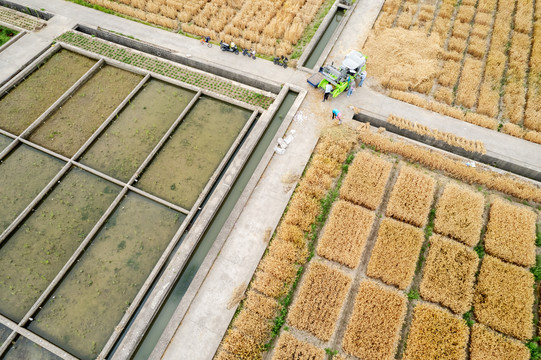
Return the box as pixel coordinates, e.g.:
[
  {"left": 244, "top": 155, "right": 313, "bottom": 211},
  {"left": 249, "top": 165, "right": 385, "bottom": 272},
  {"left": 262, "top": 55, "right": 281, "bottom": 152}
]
[
  {"left": 470, "top": 323, "right": 530, "bottom": 360},
  {"left": 287, "top": 262, "right": 351, "bottom": 341},
  {"left": 366, "top": 218, "right": 425, "bottom": 290},
  {"left": 316, "top": 200, "right": 375, "bottom": 268},
  {"left": 484, "top": 197, "right": 537, "bottom": 267},
  {"left": 386, "top": 165, "right": 436, "bottom": 228},
  {"left": 456, "top": 58, "right": 482, "bottom": 108},
  {"left": 342, "top": 280, "right": 407, "bottom": 360},
  {"left": 474, "top": 255, "right": 534, "bottom": 340},
  {"left": 251, "top": 269, "right": 287, "bottom": 298},
  {"left": 356, "top": 128, "right": 541, "bottom": 202},
  {"left": 339, "top": 151, "right": 393, "bottom": 210},
  {"left": 221, "top": 328, "right": 261, "bottom": 359},
  {"left": 259, "top": 254, "right": 298, "bottom": 283},
  {"left": 271, "top": 332, "right": 325, "bottom": 360},
  {"left": 387, "top": 114, "right": 487, "bottom": 154},
  {"left": 419, "top": 235, "right": 479, "bottom": 314},
  {"left": 232, "top": 308, "right": 273, "bottom": 343},
  {"left": 404, "top": 303, "right": 469, "bottom": 360},
  {"left": 243, "top": 290, "right": 279, "bottom": 320},
  {"left": 433, "top": 183, "right": 485, "bottom": 246}
]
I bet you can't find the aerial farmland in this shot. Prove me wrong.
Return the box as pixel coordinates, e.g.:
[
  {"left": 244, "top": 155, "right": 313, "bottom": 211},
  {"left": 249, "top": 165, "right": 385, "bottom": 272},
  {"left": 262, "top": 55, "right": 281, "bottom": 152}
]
[{"left": 0, "top": 0, "right": 539, "bottom": 359}]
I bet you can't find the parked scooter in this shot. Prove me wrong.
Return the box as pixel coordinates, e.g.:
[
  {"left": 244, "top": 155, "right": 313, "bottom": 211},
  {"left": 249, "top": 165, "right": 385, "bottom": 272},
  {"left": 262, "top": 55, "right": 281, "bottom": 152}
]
[
  {"left": 273, "top": 55, "right": 288, "bottom": 68},
  {"left": 220, "top": 41, "right": 239, "bottom": 55},
  {"left": 242, "top": 48, "right": 256, "bottom": 59}
]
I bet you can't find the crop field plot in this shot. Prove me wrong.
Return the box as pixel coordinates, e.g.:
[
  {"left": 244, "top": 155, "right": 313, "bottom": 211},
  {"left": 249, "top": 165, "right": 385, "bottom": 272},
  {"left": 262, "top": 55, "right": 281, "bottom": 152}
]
[
  {"left": 366, "top": 218, "right": 425, "bottom": 290},
  {"left": 470, "top": 323, "right": 529, "bottom": 360},
  {"left": 404, "top": 303, "right": 469, "bottom": 360},
  {"left": 342, "top": 280, "right": 407, "bottom": 360},
  {"left": 271, "top": 332, "right": 325, "bottom": 360},
  {"left": 474, "top": 255, "right": 534, "bottom": 340},
  {"left": 339, "top": 151, "right": 394, "bottom": 210},
  {"left": 73, "top": 0, "right": 331, "bottom": 57},
  {"left": 419, "top": 235, "right": 479, "bottom": 314},
  {"left": 365, "top": 0, "right": 541, "bottom": 143},
  {"left": 433, "top": 183, "right": 485, "bottom": 247},
  {"left": 483, "top": 197, "right": 537, "bottom": 267},
  {"left": 385, "top": 165, "right": 436, "bottom": 228},
  {"left": 287, "top": 261, "right": 351, "bottom": 341},
  {"left": 316, "top": 200, "right": 375, "bottom": 268}
]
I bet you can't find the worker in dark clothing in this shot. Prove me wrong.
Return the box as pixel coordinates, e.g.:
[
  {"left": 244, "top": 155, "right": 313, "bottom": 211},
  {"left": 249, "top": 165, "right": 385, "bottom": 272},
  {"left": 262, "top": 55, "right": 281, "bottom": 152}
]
[{"left": 323, "top": 83, "right": 333, "bottom": 102}]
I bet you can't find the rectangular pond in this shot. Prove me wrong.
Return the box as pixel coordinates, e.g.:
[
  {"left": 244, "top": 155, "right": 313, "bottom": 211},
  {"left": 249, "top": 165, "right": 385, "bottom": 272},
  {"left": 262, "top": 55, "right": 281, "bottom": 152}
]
[
  {"left": 0, "top": 49, "right": 96, "bottom": 135},
  {"left": 28, "top": 65, "right": 143, "bottom": 158},
  {"left": 0, "top": 167, "right": 121, "bottom": 322},
  {"left": 0, "top": 145, "right": 65, "bottom": 233},
  {"left": 79, "top": 80, "right": 196, "bottom": 182},
  {"left": 3, "top": 336, "right": 61, "bottom": 360},
  {"left": 29, "top": 192, "right": 184, "bottom": 360},
  {"left": 136, "top": 96, "right": 252, "bottom": 209}
]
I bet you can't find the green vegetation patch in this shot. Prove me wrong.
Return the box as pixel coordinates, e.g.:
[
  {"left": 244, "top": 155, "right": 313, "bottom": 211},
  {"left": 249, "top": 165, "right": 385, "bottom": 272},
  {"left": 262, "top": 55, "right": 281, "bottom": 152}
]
[{"left": 0, "top": 25, "right": 18, "bottom": 46}]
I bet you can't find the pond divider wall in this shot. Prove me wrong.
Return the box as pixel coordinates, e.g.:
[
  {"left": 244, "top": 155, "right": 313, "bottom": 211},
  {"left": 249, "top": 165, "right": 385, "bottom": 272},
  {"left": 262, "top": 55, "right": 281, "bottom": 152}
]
[
  {"left": 112, "top": 84, "right": 306, "bottom": 360},
  {"left": 0, "top": 0, "right": 53, "bottom": 20},
  {"left": 354, "top": 109, "right": 541, "bottom": 182},
  {"left": 75, "top": 25, "right": 282, "bottom": 95},
  {"left": 297, "top": 0, "right": 357, "bottom": 72},
  {"left": 0, "top": 29, "right": 25, "bottom": 54}
]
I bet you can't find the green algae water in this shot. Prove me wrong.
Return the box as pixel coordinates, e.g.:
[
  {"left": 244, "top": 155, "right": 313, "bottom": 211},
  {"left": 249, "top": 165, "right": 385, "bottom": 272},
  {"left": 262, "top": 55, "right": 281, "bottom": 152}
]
[
  {"left": 0, "top": 145, "right": 64, "bottom": 233},
  {"left": 136, "top": 96, "right": 252, "bottom": 209},
  {"left": 80, "top": 80, "right": 196, "bottom": 182},
  {"left": 0, "top": 50, "right": 96, "bottom": 135},
  {"left": 3, "top": 336, "right": 61, "bottom": 360},
  {"left": 131, "top": 92, "right": 298, "bottom": 360},
  {"left": 0, "top": 168, "right": 121, "bottom": 322},
  {"left": 29, "top": 192, "right": 184, "bottom": 359},
  {"left": 28, "top": 65, "right": 142, "bottom": 157},
  {"left": 0, "top": 133, "right": 13, "bottom": 152}
]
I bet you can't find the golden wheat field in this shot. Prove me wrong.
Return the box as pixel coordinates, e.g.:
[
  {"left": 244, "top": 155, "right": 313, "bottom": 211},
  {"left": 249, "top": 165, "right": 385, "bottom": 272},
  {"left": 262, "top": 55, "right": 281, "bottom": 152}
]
[
  {"left": 78, "top": 0, "right": 329, "bottom": 56},
  {"left": 365, "top": 0, "right": 541, "bottom": 144},
  {"left": 215, "top": 124, "right": 541, "bottom": 359}
]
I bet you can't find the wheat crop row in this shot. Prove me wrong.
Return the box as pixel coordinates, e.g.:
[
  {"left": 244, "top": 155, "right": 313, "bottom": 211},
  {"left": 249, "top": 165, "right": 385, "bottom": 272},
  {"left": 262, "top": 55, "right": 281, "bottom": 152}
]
[
  {"left": 287, "top": 261, "right": 351, "bottom": 341},
  {"left": 316, "top": 200, "right": 375, "bottom": 269},
  {"left": 339, "top": 150, "right": 393, "bottom": 209},
  {"left": 456, "top": 58, "right": 483, "bottom": 109},
  {"left": 403, "top": 303, "right": 469, "bottom": 360},
  {"left": 433, "top": 183, "right": 485, "bottom": 247},
  {"left": 271, "top": 332, "right": 325, "bottom": 360},
  {"left": 484, "top": 197, "right": 537, "bottom": 267},
  {"left": 470, "top": 323, "right": 530, "bottom": 360},
  {"left": 366, "top": 218, "right": 425, "bottom": 290},
  {"left": 356, "top": 126, "right": 541, "bottom": 202},
  {"left": 473, "top": 255, "right": 534, "bottom": 340},
  {"left": 341, "top": 280, "right": 407, "bottom": 360},
  {"left": 419, "top": 235, "right": 479, "bottom": 314},
  {"left": 387, "top": 114, "right": 487, "bottom": 154},
  {"left": 524, "top": 3, "right": 541, "bottom": 131},
  {"left": 503, "top": 30, "right": 531, "bottom": 125},
  {"left": 386, "top": 165, "right": 436, "bottom": 228}
]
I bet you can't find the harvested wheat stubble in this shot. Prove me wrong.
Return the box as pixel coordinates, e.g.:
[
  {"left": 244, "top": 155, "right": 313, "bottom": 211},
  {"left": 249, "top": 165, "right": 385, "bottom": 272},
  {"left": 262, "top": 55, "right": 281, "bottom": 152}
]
[
  {"left": 287, "top": 262, "right": 351, "bottom": 341},
  {"left": 356, "top": 128, "right": 541, "bottom": 202},
  {"left": 243, "top": 290, "right": 279, "bottom": 320},
  {"left": 276, "top": 222, "right": 305, "bottom": 249},
  {"left": 267, "top": 237, "right": 307, "bottom": 265},
  {"left": 232, "top": 308, "right": 273, "bottom": 343},
  {"left": 470, "top": 323, "right": 529, "bottom": 360},
  {"left": 316, "top": 200, "right": 375, "bottom": 268},
  {"left": 259, "top": 254, "right": 298, "bottom": 283},
  {"left": 271, "top": 332, "right": 325, "bottom": 360},
  {"left": 339, "top": 151, "right": 393, "bottom": 210},
  {"left": 434, "top": 183, "right": 485, "bottom": 247},
  {"left": 404, "top": 303, "right": 469, "bottom": 360},
  {"left": 419, "top": 235, "right": 479, "bottom": 314},
  {"left": 283, "top": 191, "right": 321, "bottom": 232},
  {"left": 385, "top": 165, "right": 436, "bottom": 227},
  {"left": 342, "top": 280, "right": 407, "bottom": 360},
  {"left": 474, "top": 255, "right": 534, "bottom": 340},
  {"left": 366, "top": 218, "right": 424, "bottom": 290},
  {"left": 251, "top": 269, "right": 287, "bottom": 298},
  {"left": 484, "top": 197, "right": 536, "bottom": 267}
]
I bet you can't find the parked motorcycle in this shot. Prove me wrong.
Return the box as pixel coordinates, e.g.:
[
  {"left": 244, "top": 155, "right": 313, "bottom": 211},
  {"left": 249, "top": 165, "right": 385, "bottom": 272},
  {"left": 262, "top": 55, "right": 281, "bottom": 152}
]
[
  {"left": 273, "top": 55, "right": 288, "bottom": 68},
  {"left": 220, "top": 41, "right": 239, "bottom": 55},
  {"left": 242, "top": 48, "right": 256, "bottom": 59}
]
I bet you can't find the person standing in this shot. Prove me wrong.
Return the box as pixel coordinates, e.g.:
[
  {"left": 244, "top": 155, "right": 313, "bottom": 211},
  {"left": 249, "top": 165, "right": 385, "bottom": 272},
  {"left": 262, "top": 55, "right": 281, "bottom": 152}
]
[
  {"left": 323, "top": 83, "right": 333, "bottom": 102},
  {"left": 347, "top": 84, "right": 355, "bottom": 97},
  {"left": 359, "top": 70, "right": 367, "bottom": 87}
]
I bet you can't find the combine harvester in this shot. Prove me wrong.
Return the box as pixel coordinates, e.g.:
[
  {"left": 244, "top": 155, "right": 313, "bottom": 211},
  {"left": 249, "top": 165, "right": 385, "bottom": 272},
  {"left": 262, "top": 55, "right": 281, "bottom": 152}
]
[{"left": 307, "top": 51, "right": 366, "bottom": 98}]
